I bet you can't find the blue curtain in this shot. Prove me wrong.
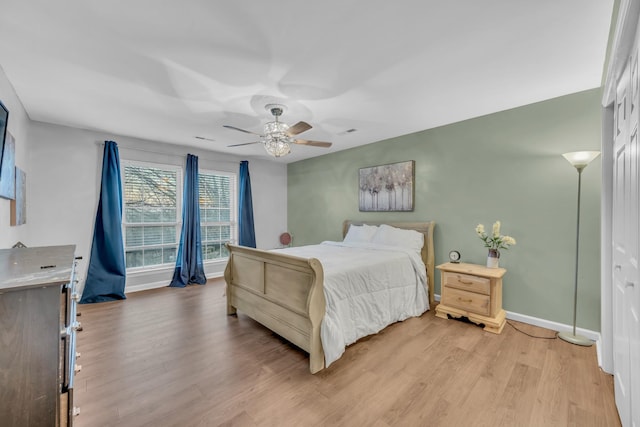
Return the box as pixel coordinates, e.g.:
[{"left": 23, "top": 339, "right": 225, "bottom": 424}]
[
  {"left": 170, "top": 154, "right": 207, "bottom": 287},
  {"left": 80, "top": 141, "right": 126, "bottom": 303},
  {"left": 238, "top": 160, "right": 256, "bottom": 247}
]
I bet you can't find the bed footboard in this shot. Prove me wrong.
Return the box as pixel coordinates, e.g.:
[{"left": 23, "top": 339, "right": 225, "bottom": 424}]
[{"left": 224, "top": 244, "right": 326, "bottom": 373}]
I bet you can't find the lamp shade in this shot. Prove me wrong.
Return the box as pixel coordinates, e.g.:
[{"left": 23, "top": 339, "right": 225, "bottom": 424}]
[{"left": 562, "top": 151, "right": 600, "bottom": 169}]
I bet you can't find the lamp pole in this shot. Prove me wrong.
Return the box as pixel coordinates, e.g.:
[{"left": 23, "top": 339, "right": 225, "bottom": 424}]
[{"left": 558, "top": 151, "right": 599, "bottom": 346}]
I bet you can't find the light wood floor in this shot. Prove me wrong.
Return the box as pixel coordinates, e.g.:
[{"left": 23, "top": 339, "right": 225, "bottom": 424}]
[{"left": 74, "top": 278, "right": 620, "bottom": 427}]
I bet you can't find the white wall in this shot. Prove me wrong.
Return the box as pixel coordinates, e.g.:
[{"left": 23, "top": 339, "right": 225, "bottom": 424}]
[
  {"left": 0, "top": 65, "right": 32, "bottom": 248},
  {"left": 26, "top": 121, "right": 287, "bottom": 293}
]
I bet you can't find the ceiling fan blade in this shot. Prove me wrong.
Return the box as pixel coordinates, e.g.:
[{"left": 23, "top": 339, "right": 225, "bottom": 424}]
[
  {"left": 293, "top": 139, "right": 332, "bottom": 148},
  {"left": 286, "top": 121, "right": 312, "bottom": 136},
  {"left": 223, "top": 125, "right": 263, "bottom": 136},
  {"left": 227, "top": 141, "right": 262, "bottom": 147}
]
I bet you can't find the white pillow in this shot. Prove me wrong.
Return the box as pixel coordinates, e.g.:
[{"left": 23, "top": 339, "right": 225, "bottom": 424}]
[
  {"left": 371, "top": 224, "right": 424, "bottom": 253},
  {"left": 343, "top": 224, "right": 378, "bottom": 243}
]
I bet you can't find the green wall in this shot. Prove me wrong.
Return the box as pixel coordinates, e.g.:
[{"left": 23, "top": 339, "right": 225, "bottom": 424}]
[{"left": 288, "top": 88, "right": 602, "bottom": 331}]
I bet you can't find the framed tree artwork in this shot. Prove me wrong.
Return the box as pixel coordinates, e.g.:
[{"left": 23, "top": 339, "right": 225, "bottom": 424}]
[{"left": 359, "top": 160, "right": 414, "bottom": 212}]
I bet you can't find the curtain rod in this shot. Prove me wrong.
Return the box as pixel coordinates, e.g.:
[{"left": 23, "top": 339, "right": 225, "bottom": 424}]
[{"left": 95, "top": 141, "right": 242, "bottom": 165}]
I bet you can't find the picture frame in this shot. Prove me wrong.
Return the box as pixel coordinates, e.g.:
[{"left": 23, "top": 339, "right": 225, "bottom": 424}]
[
  {"left": 0, "top": 100, "right": 7, "bottom": 173},
  {"left": 10, "top": 167, "right": 26, "bottom": 226},
  {"left": 359, "top": 160, "right": 415, "bottom": 212},
  {"left": 0, "top": 131, "right": 15, "bottom": 199}
]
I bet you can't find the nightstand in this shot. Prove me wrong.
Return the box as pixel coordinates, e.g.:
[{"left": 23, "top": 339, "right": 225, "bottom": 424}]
[{"left": 435, "top": 262, "right": 507, "bottom": 334}]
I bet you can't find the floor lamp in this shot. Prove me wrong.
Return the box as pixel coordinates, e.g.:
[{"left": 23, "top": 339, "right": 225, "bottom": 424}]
[{"left": 558, "top": 151, "right": 600, "bottom": 346}]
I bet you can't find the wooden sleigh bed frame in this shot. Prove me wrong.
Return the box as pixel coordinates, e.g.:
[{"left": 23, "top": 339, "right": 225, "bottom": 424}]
[{"left": 224, "top": 220, "right": 435, "bottom": 373}]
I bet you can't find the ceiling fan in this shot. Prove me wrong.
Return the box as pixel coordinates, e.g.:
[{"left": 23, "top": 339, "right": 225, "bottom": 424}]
[{"left": 223, "top": 104, "right": 332, "bottom": 157}]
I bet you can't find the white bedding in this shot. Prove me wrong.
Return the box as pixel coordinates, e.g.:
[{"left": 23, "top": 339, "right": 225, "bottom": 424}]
[{"left": 273, "top": 241, "right": 429, "bottom": 367}]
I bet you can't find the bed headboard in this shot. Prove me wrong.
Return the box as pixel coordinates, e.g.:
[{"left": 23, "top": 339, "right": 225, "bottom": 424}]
[{"left": 342, "top": 220, "right": 436, "bottom": 308}]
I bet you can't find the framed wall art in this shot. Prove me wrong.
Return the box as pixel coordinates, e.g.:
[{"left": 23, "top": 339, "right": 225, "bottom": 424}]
[
  {"left": 10, "top": 167, "right": 26, "bottom": 226},
  {"left": 0, "top": 131, "right": 15, "bottom": 199},
  {"left": 0, "top": 100, "right": 8, "bottom": 173},
  {"left": 359, "top": 160, "right": 414, "bottom": 212}
]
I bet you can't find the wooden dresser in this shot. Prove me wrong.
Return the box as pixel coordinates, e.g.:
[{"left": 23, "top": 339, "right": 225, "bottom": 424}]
[
  {"left": 435, "top": 262, "right": 507, "bottom": 334},
  {"left": 0, "top": 245, "right": 81, "bottom": 426}
]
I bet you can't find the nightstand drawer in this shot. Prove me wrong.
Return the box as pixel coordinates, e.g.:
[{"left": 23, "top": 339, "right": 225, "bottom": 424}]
[
  {"left": 443, "top": 272, "right": 490, "bottom": 295},
  {"left": 445, "top": 287, "right": 490, "bottom": 316}
]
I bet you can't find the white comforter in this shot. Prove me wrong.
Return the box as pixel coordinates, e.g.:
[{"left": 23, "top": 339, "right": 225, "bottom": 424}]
[{"left": 273, "top": 241, "right": 429, "bottom": 367}]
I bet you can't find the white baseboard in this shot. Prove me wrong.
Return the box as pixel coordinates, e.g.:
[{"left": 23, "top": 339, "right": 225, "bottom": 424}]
[
  {"left": 125, "top": 272, "right": 224, "bottom": 294},
  {"left": 125, "top": 280, "right": 169, "bottom": 293},
  {"left": 433, "top": 294, "right": 603, "bottom": 367}
]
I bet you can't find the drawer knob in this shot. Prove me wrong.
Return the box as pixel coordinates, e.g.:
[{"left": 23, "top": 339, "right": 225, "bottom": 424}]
[
  {"left": 73, "top": 407, "right": 81, "bottom": 417},
  {"left": 76, "top": 351, "right": 81, "bottom": 359},
  {"left": 458, "top": 279, "right": 473, "bottom": 285},
  {"left": 74, "top": 363, "right": 82, "bottom": 373},
  {"left": 458, "top": 297, "right": 473, "bottom": 303},
  {"left": 72, "top": 321, "right": 82, "bottom": 331},
  {"left": 71, "top": 293, "right": 80, "bottom": 302}
]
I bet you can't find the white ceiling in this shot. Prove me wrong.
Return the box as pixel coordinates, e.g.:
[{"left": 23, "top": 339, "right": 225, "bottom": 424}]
[{"left": 0, "top": 1, "right": 614, "bottom": 163}]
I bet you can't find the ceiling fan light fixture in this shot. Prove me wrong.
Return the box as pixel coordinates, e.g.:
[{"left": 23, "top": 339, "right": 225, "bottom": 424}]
[
  {"left": 224, "top": 103, "right": 331, "bottom": 157},
  {"left": 263, "top": 120, "right": 293, "bottom": 157},
  {"left": 264, "top": 120, "right": 290, "bottom": 136},
  {"left": 263, "top": 136, "right": 291, "bottom": 157}
]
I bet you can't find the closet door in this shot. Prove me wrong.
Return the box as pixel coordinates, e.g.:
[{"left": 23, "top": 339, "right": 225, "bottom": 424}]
[
  {"left": 613, "top": 62, "right": 632, "bottom": 427},
  {"left": 630, "top": 50, "right": 640, "bottom": 427},
  {"left": 613, "top": 51, "right": 640, "bottom": 427},
  {"left": 627, "top": 118, "right": 640, "bottom": 427}
]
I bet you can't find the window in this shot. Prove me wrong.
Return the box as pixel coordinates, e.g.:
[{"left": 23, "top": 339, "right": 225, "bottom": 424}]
[
  {"left": 122, "top": 162, "right": 181, "bottom": 270},
  {"left": 121, "top": 162, "right": 237, "bottom": 272},
  {"left": 199, "top": 171, "right": 237, "bottom": 261}
]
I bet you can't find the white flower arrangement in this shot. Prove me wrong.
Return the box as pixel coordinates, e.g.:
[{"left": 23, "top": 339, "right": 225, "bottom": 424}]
[{"left": 475, "top": 221, "right": 516, "bottom": 250}]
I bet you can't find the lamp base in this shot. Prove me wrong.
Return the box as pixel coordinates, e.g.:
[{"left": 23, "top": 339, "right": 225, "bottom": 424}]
[{"left": 558, "top": 331, "right": 593, "bottom": 347}]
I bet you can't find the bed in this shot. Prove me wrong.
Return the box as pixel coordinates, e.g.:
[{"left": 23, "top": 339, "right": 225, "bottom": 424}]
[{"left": 224, "top": 220, "right": 435, "bottom": 373}]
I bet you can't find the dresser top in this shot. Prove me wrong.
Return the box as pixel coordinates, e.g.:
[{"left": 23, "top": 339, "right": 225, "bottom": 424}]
[
  {"left": 436, "top": 262, "right": 506, "bottom": 278},
  {"left": 0, "top": 245, "right": 76, "bottom": 292}
]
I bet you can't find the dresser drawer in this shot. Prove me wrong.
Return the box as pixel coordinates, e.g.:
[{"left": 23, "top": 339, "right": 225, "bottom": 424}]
[
  {"left": 444, "top": 287, "right": 490, "bottom": 316},
  {"left": 443, "top": 272, "right": 490, "bottom": 295}
]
